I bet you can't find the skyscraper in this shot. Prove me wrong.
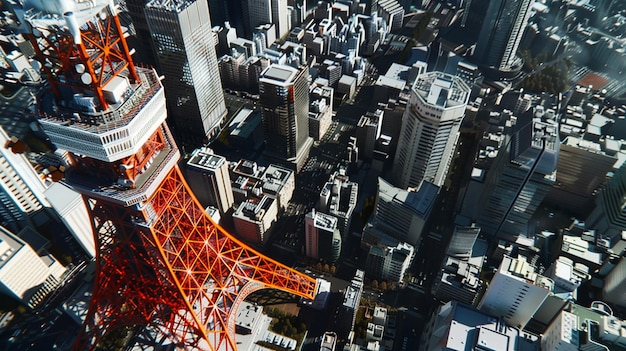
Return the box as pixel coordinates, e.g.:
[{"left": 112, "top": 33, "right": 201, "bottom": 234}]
[
  {"left": 364, "top": 242, "right": 414, "bottom": 283},
  {"left": 245, "top": 0, "right": 289, "bottom": 39},
  {"left": 540, "top": 310, "right": 579, "bottom": 351},
  {"left": 545, "top": 136, "right": 614, "bottom": 216},
  {"left": 124, "top": 0, "right": 157, "bottom": 66},
  {"left": 392, "top": 71, "right": 470, "bottom": 189},
  {"left": 473, "top": 0, "right": 533, "bottom": 73},
  {"left": 586, "top": 164, "right": 626, "bottom": 247},
  {"left": 259, "top": 64, "right": 313, "bottom": 171},
  {"left": 421, "top": 301, "right": 524, "bottom": 351},
  {"left": 145, "top": 0, "right": 227, "bottom": 148},
  {"left": 246, "top": 0, "right": 273, "bottom": 33},
  {"left": 271, "top": 0, "right": 289, "bottom": 39},
  {"left": 476, "top": 115, "right": 559, "bottom": 243},
  {"left": 0, "top": 128, "right": 49, "bottom": 231}
]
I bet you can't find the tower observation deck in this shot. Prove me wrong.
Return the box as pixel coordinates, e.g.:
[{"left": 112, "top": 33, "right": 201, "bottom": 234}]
[{"left": 14, "top": 0, "right": 318, "bottom": 349}]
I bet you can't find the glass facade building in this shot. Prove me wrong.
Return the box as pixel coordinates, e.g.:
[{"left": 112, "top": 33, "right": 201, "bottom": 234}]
[{"left": 145, "top": 0, "right": 227, "bottom": 147}]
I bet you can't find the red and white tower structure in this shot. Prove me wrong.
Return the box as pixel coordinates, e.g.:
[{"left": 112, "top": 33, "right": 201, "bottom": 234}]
[{"left": 15, "top": 1, "right": 318, "bottom": 349}]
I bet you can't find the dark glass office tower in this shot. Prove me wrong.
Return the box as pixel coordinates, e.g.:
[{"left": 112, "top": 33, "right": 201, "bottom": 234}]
[
  {"left": 473, "top": 0, "right": 533, "bottom": 73},
  {"left": 477, "top": 116, "right": 559, "bottom": 243},
  {"left": 259, "top": 65, "right": 312, "bottom": 171},
  {"left": 145, "top": 0, "right": 227, "bottom": 148},
  {"left": 123, "top": 0, "right": 157, "bottom": 66}
]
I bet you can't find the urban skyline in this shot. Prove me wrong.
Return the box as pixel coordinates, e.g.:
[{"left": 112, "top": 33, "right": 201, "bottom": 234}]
[{"left": 0, "top": 0, "right": 626, "bottom": 350}]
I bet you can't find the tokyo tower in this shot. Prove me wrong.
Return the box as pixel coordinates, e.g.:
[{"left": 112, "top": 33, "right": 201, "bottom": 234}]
[{"left": 14, "top": 1, "right": 318, "bottom": 350}]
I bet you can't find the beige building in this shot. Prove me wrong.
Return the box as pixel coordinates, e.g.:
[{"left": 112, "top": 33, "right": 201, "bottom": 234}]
[{"left": 0, "top": 226, "right": 66, "bottom": 308}]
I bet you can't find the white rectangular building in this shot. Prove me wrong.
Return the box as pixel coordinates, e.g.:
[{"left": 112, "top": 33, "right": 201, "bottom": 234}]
[
  {"left": 45, "top": 183, "right": 95, "bottom": 258},
  {"left": 541, "top": 310, "right": 579, "bottom": 351},
  {"left": 0, "top": 226, "right": 66, "bottom": 308},
  {"left": 478, "top": 255, "right": 552, "bottom": 329},
  {"left": 233, "top": 195, "right": 278, "bottom": 245}
]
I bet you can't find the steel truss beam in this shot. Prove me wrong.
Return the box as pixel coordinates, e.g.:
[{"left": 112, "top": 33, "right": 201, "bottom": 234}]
[{"left": 73, "top": 167, "right": 317, "bottom": 351}]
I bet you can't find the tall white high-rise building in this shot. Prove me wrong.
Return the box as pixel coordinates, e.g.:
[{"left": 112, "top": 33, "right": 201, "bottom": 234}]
[
  {"left": 317, "top": 170, "right": 358, "bottom": 240},
  {"left": 186, "top": 147, "right": 234, "bottom": 215},
  {"left": 145, "top": 0, "right": 227, "bottom": 147},
  {"left": 0, "top": 128, "right": 49, "bottom": 231},
  {"left": 271, "top": 0, "right": 289, "bottom": 39},
  {"left": 392, "top": 72, "right": 470, "bottom": 189},
  {"left": 45, "top": 183, "right": 95, "bottom": 258},
  {"left": 420, "top": 300, "right": 523, "bottom": 351},
  {"left": 478, "top": 255, "right": 553, "bottom": 329},
  {"left": 247, "top": 0, "right": 272, "bottom": 32}
]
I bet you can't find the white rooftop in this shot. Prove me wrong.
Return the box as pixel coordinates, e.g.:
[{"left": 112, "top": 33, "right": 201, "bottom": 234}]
[{"left": 441, "top": 302, "right": 521, "bottom": 351}]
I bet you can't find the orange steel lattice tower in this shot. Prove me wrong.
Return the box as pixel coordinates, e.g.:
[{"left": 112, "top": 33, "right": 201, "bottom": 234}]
[{"left": 18, "top": 1, "right": 318, "bottom": 350}]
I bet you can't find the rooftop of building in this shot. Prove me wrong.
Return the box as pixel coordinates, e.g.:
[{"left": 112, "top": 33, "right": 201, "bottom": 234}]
[
  {"left": 146, "top": 0, "right": 196, "bottom": 12},
  {"left": 498, "top": 255, "right": 553, "bottom": 289},
  {"left": 0, "top": 226, "right": 25, "bottom": 270},
  {"left": 233, "top": 159, "right": 263, "bottom": 179},
  {"left": 235, "top": 302, "right": 262, "bottom": 331},
  {"left": 438, "top": 238, "right": 488, "bottom": 291},
  {"left": 561, "top": 234, "right": 604, "bottom": 266},
  {"left": 262, "top": 164, "right": 292, "bottom": 184},
  {"left": 568, "top": 303, "right": 626, "bottom": 351},
  {"left": 229, "top": 108, "right": 261, "bottom": 139},
  {"left": 310, "top": 210, "right": 338, "bottom": 231},
  {"left": 188, "top": 147, "right": 226, "bottom": 171},
  {"left": 235, "top": 195, "right": 275, "bottom": 221},
  {"left": 375, "top": 75, "right": 406, "bottom": 91},
  {"left": 320, "top": 332, "right": 337, "bottom": 351},
  {"left": 339, "top": 75, "right": 357, "bottom": 85},
  {"left": 260, "top": 65, "right": 300, "bottom": 86},
  {"left": 378, "top": 177, "right": 439, "bottom": 218},
  {"left": 440, "top": 258, "right": 482, "bottom": 291},
  {"left": 434, "top": 301, "right": 534, "bottom": 351},
  {"left": 413, "top": 71, "right": 470, "bottom": 109},
  {"left": 260, "top": 164, "right": 292, "bottom": 195},
  {"left": 342, "top": 284, "right": 361, "bottom": 309},
  {"left": 320, "top": 171, "right": 358, "bottom": 215},
  {"left": 311, "top": 86, "right": 334, "bottom": 98},
  {"left": 373, "top": 306, "right": 387, "bottom": 320},
  {"left": 384, "top": 63, "right": 413, "bottom": 82}
]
